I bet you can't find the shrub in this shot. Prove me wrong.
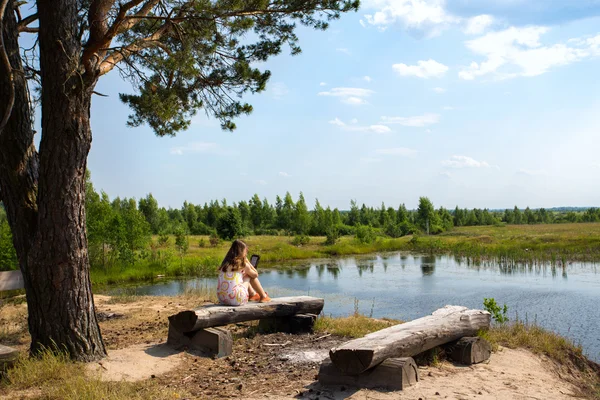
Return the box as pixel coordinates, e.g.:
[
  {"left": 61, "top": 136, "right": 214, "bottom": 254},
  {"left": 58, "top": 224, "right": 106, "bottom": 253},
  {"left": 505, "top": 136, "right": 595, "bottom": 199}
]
[
  {"left": 355, "top": 224, "right": 375, "bottom": 244},
  {"left": 483, "top": 297, "right": 509, "bottom": 324},
  {"left": 209, "top": 232, "right": 221, "bottom": 247},
  {"left": 198, "top": 238, "right": 206, "bottom": 248},
  {"left": 324, "top": 227, "right": 340, "bottom": 245},
  {"left": 291, "top": 235, "right": 310, "bottom": 246},
  {"left": 157, "top": 233, "right": 170, "bottom": 246}
]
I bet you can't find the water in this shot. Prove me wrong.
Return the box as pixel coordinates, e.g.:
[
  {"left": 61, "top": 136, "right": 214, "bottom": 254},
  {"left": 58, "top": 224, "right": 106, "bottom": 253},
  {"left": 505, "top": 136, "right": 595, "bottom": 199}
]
[{"left": 108, "top": 253, "right": 600, "bottom": 362}]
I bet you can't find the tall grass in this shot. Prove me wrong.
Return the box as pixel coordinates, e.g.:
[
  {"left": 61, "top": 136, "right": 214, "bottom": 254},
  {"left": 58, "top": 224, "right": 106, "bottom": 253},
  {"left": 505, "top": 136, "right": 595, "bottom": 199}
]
[{"left": 1, "top": 347, "right": 187, "bottom": 399}]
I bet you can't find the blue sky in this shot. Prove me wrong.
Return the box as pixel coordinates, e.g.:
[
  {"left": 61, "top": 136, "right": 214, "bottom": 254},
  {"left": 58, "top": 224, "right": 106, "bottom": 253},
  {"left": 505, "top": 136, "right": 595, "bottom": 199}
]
[{"left": 82, "top": 0, "right": 600, "bottom": 210}]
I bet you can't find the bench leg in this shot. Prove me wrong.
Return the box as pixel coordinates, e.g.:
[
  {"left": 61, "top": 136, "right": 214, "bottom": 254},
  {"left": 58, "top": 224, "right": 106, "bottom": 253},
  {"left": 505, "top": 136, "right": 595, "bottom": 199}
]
[
  {"left": 258, "top": 313, "right": 317, "bottom": 334},
  {"left": 318, "top": 357, "right": 419, "bottom": 390},
  {"left": 445, "top": 336, "right": 491, "bottom": 365},
  {"left": 167, "top": 322, "right": 232, "bottom": 358}
]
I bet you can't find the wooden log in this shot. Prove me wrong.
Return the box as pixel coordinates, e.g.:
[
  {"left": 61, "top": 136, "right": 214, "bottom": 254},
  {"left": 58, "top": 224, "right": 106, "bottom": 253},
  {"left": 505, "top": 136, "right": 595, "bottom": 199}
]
[
  {"left": 258, "top": 313, "right": 317, "bottom": 334},
  {"left": 329, "top": 305, "right": 490, "bottom": 375},
  {"left": 168, "top": 296, "right": 324, "bottom": 333},
  {"left": 0, "top": 344, "right": 19, "bottom": 370},
  {"left": 318, "top": 357, "right": 419, "bottom": 390},
  {"left": 446, "top": 336, "right": 491, "bottom": 365},
  {"left": 0, "top": 270, "right": 24, "bottom": 292},
  {"left": 166, "top": 322, "right": 232, "bottom": 358}
]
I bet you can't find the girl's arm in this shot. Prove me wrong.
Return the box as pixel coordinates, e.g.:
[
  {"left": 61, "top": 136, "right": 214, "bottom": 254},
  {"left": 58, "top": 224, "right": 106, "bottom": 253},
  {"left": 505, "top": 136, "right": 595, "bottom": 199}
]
[{"left": 243, "top": 260, "right": 258, "bottom": 279}]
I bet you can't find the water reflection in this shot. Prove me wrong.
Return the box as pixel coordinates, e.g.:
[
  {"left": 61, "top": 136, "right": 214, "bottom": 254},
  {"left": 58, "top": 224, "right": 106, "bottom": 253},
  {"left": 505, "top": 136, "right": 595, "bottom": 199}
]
[
  {"left": 357, "top": 261, "right": 375, "bottom": 276},
  {"left": 420, "top": 255, "right": 436, "bottom": 276}
]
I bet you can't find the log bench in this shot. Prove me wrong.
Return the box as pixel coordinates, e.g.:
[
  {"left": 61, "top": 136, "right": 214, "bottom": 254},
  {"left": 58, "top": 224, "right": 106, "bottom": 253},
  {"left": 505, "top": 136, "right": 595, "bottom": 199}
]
[
  {"left": 167, "top": 296, "right": 324, "bottom": 358},
  {"left": 319, "top": 305, "right": 491, "bottom": 391},
  {"left": 0, "top": 271, "right": 23, "bottom": 371}
]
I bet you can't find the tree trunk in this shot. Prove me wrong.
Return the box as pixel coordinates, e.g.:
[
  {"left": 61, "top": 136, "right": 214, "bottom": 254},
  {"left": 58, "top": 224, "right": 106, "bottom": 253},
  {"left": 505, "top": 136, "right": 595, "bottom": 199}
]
[
  {"left": 21, "top": 0, "right": 106, "bottom": 361},
  {"left": 0, "top": 0, "right": 106, "bottom": 361}
]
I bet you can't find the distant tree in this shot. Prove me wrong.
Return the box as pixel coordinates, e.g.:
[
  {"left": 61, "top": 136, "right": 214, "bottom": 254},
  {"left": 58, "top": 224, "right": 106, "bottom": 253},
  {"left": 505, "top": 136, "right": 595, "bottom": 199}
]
[
  {"left": 397, "top": 204, "right": 409, "bottom": 224},
  {"left": 348, "top": 200, "right": 360, "bottom": 226},
  {"left": 216, "top": 208, "right": 243, "bottom": 240},
  {"left": 513, "top": 206, "right": 523, "bottom": 224},
  {"left": 138, "top": 194, "right": 161, "bottom": 234},
  {"left": 416, "top": 197, "right": 440, "bottom": 234},
  {"left": 523, "top": 207, "right": 536, "bottom": 224},
  {"left": 249, "top": 194, "right": 264, "bottom": 230},
  {"left": 293, "top": 192, "right": 311, "bottom": 234}
]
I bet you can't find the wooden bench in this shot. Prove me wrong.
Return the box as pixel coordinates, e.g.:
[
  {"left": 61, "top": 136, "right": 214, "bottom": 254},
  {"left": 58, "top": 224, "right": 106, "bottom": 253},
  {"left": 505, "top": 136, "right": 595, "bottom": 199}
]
[
  {"left": 167, "top": 296, "right": 324, "bottom": 358},
  {"left": 0, "top": 271, "right": 23, "bottom": 370},
  {"left": 0, "top": 270, "right": 24, "bottom": 292},
  {"left": 319, "top": 305, "right": 492, "bottom": 391}
]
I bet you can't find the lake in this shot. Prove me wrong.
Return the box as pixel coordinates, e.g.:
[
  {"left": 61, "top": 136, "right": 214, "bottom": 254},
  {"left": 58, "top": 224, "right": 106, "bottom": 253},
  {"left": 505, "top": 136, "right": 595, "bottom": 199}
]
[{"left": 108, "top": 253, "right": 600, "bottom": 362}]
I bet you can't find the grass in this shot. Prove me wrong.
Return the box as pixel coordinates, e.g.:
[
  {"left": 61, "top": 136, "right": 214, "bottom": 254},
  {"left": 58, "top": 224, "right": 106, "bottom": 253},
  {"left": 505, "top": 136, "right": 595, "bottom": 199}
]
[
  {"left": 100, "top": 223, "right": 598, "bottom": 286},
  {"left": 314, "top": 314, "right": 400, "bottom": 338},
  {"left": 0, "top": 347, "right": 188, "bottom": 399}
]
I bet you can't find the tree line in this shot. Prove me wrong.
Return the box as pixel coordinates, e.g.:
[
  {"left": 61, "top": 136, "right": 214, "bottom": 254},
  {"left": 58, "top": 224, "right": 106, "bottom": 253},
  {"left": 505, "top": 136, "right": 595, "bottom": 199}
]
[{"left": 1, "top": 176, "right": 599, "bottom": 273}]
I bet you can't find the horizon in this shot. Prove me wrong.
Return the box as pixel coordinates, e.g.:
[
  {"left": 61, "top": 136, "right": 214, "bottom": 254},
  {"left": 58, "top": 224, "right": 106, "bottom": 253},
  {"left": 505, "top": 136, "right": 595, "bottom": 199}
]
[{"left": 61, "top": 0, "right": 600, "bottom": 211}]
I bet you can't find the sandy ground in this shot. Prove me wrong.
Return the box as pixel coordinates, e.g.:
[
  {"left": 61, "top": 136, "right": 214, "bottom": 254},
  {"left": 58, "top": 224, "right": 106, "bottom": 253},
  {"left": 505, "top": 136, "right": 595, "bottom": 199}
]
[{"left": 1, "top": 295, "right": 594, "bottom": 399}]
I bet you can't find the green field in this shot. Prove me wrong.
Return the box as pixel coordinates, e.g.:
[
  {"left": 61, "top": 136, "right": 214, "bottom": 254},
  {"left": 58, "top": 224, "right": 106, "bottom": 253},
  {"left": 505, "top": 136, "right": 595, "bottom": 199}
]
[{"left": 89, "top": 223, "right": 600, "bottom": 286}]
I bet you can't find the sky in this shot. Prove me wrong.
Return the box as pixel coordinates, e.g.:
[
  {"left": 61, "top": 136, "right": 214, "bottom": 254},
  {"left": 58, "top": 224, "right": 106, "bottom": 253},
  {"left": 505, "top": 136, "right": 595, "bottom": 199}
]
[{"left": 80, "top": 0, "right": 600, "bottom": 211}]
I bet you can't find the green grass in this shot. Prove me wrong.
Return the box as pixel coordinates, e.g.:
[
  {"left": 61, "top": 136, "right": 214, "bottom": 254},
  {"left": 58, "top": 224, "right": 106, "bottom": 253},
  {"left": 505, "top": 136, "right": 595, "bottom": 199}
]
[
  {"left": 1, "top": 347, "right": 188, "bottom": 400},
  {"left": 314, "top": 314, "right": 400, "bottom": 338},
  {"left": 89, "top": 223, "right": 600, "bottom": 286}
]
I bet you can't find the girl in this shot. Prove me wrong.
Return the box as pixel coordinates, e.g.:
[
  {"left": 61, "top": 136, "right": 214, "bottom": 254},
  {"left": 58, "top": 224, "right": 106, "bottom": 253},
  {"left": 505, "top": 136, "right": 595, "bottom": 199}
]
[{"left": 216, "top": 239, "right": 271, "bottom": 306}]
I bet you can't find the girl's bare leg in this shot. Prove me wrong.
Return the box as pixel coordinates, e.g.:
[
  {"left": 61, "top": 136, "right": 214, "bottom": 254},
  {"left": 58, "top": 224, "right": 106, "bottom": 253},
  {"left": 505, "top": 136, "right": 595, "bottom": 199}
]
[
  {"left": 249, "top": 277, "right": 269, "bottom": 300},
  {"left": 243, "top": 276, "right": 256, "bottom": 296}
]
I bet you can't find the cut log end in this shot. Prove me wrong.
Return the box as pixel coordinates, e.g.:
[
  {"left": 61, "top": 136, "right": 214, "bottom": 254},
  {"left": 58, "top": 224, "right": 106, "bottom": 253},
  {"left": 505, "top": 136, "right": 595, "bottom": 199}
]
[
  {"left": 329, "top": 348, "right": 374, "bottom": 375},
  {"left": 168, "top": 310, "right": 198, "bottom": 333}
]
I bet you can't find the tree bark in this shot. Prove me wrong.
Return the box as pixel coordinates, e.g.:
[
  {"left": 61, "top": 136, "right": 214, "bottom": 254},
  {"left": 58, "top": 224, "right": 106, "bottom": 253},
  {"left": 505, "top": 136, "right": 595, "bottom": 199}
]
[{"left": 0, "top": 0, "right": 106, "bottom": 361}]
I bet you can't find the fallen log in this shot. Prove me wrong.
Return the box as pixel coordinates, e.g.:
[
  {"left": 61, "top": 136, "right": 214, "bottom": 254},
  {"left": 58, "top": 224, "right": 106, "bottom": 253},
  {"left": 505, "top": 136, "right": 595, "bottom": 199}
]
[
  {"left": 329, "top": 305, "right": 490, "bottom": 375},
  {"left": 168, "top": 296, "right": 324, "bottom": 333}
]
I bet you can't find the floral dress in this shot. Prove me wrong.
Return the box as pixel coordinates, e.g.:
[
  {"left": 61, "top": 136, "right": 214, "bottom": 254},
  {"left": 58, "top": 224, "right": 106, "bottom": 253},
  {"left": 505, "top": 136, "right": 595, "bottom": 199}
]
[{"left": 217, "top": 270, "right": 249, "bottom": 306}]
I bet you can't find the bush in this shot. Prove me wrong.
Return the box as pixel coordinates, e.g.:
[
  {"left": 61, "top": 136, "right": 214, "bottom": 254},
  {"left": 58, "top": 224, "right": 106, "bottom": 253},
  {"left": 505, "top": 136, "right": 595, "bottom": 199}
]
[
  {"left": 198, "top": 238, "right": 206, "bottom": 248},
  {"left": 291, "top": 235, "right": 310, "bottom": 246},
  {"left": 483, "top": 297, "right": 509, "bottom": 324},
  {"left": 355, "top": 224, "right": 376, "bottom": 244},
  {"left": 336, "top": 224, "right": 355, "bottom": 236},
  {"left": 209, "top": 233, "right": 221, "bottom": 247},
  {"left": 157, "top": 233, "right": 170, "bottom": 246},
  {"left": 324, "top": 226, "right": 340, "bottom": 245}
]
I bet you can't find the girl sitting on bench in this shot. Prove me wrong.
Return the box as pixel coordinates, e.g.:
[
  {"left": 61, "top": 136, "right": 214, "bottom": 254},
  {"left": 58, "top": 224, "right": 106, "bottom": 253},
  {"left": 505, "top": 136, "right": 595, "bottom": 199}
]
[{"left": 217, "top": 239, "right": 271, "bottom": 306}]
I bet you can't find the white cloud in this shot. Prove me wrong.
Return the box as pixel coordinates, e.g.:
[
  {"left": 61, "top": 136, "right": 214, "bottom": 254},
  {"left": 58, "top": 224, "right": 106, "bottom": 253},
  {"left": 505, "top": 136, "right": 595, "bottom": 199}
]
[
  {"left": 375, "top": 147, "right": 417, "bottom": 157},
  {"left": 170, "top": 142, "right": 231, "bottom": 156},
  {"left": 433, "top": 87, "right": 446, "bottom": 93},
  {"left": 319, "top": 82, "right": 327, "bottom": 86},
  {"left": 459, "top": 27, "right": 599, "bottom": 81},
  {"left": 393, "top": 59, "right": 448, "bottom": 78},
  {"left": 336, "top": 47, "right": 351, "bottom": 55},
  {"left": 359, "top": 19, "right": 366, "bottom": 28},
  {"left": 363, "top": 75, "right": 373, "bottom": 82},
  {"left": 257, "top": 180, "right": 268, "bottom": 185},
  {"left": 440, "top": 171, "right": 452, "bottom": 178},
  {"left": 442, "top": 155, "right": 490, "bottom": 168},
  {"left": 329, "top": 117, "right": 392, "bottom": 134},
  {"left": 318, "top": 87, "right": 374, "bottom": 105},
  {"left": 350, "top": 118, "right": 359, "bottom": 124},
  {"left": 380, "top": 113, "right": 440, "bottom": 127},
  {"left": 363, "top": 0, "right": 458, "bottom": 35},
  {"left": 518, "top": 168, "right": 547, "bottom": 176},
  {"left": 442, "top": 106, "right": 454, "bottom": 110},
  {"left": 343, "top": 97, "right": 368, "bottom": 105},
  {"left": 271, "top": 82, "right": 289, "bottom": 99},
  {"left": 279, "top": 171, "right": 291, "bottom": 178},
  {"left": 463, "top": 14, "right": 494, "bottom": 35}
]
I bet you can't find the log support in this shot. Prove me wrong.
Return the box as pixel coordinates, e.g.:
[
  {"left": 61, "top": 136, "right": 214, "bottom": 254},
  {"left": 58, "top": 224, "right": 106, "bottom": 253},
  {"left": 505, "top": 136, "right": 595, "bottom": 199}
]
[
  {"left": 258, "top": 313, "right": 317, "bottom": 334},
  {"left": 445, "top": 336, "right": 491, "bottom": 365},
  {"left": 318, "top": 357, "right": 419, "bottom": 391},
  {"left": 0, "top": 344, "right": 19, "bottom": 371},
  {"left": 167, "top": 323, "right": 232, "bottom": 358}
]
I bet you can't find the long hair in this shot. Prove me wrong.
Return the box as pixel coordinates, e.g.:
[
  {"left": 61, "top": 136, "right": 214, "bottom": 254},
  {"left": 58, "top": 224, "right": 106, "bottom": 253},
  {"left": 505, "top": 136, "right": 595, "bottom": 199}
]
[{"left": 219, "top": 239, "right": 247, "bottom": 272}]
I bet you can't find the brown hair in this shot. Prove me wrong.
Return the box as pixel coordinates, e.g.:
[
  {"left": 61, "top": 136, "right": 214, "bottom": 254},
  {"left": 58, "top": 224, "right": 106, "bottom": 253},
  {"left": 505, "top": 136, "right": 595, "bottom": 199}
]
[{"left": 219, "top": 239, "right": 248, "bottom": 272}]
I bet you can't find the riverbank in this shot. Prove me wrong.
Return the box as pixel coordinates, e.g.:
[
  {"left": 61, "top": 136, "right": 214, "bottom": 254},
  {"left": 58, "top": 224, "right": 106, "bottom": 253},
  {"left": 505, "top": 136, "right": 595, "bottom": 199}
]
[
  {"left": 1, "top": 294, "right": 598, "bottom": 399},
  {"left": 90, "top": 223, "right": 600, "bottom": 286}
]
